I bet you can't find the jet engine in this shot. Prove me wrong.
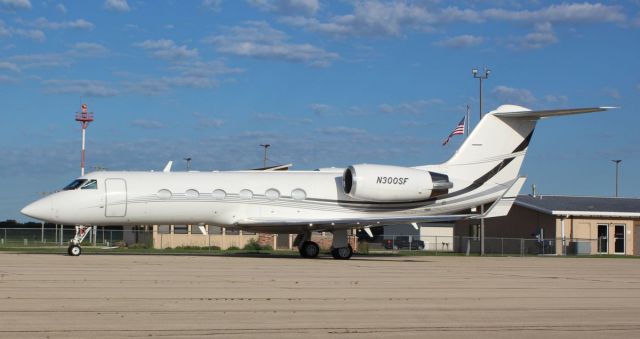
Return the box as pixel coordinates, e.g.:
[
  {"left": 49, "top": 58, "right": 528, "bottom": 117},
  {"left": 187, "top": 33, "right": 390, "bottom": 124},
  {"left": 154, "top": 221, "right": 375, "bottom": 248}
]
[{"left": 342, "top": 164, "right": 452, "bottom": 202}]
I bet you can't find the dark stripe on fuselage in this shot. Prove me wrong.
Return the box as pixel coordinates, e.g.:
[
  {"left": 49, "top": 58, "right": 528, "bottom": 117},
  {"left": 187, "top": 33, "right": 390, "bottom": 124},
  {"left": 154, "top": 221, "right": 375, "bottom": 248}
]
[{"left": 307, "top": 129, "right": 535, "bottom": 208}]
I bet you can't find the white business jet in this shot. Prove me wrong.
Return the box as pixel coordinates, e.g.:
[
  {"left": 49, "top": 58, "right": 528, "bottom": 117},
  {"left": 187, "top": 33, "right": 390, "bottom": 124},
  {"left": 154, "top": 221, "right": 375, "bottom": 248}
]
[{"left": 21, "top": 104, "right": 609, "bottom": 258}]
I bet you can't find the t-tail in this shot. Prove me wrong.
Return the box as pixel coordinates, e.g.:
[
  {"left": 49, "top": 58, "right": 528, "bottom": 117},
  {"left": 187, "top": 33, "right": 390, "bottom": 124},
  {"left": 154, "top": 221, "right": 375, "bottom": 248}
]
[{"left": 417, "top": 104, "right": 611, "bottom": 206}]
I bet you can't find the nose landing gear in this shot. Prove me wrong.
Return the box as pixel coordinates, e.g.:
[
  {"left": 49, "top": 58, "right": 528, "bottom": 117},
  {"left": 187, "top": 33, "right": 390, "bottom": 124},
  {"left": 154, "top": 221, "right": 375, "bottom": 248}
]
[{"left": 67, "top": 225, "right": 92, "bottom": 256}]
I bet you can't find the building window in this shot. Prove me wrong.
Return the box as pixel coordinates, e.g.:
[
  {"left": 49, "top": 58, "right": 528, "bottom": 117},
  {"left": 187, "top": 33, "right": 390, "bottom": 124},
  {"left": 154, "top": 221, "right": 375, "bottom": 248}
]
[
  {"left": 158, "top": 225, "right": 170, "bottom": 234},
  {"left": 174, "top": 225, "right": 188, "bottom": 234},
  {"left": 191, "top": 225, "right": 205, "bottom": 234},
  {"left": 208, "top": 225, "right": 222, "bottom": 234}
]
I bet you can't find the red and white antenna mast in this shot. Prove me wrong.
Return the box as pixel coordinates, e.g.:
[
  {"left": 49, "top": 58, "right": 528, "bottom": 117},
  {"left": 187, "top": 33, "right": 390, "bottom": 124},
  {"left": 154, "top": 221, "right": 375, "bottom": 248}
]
[{"left": 75, "top": 103, "right": 94, "bottom": 176}]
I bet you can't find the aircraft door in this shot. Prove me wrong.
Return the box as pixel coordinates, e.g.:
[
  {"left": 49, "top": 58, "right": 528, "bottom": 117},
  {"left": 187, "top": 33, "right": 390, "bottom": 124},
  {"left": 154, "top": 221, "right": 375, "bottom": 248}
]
[{"left": 105, "top": 178, "right": 127, "bottom": 217}]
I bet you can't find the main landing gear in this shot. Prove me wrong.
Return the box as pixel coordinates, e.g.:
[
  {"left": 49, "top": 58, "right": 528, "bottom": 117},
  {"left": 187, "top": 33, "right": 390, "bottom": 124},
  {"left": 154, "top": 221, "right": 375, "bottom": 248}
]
[
  {"left": 295, "top": 229, "right": 353, "bottom": 260},
  {"left": 67, "top": 225, "right": 92, "bottom": 256}
]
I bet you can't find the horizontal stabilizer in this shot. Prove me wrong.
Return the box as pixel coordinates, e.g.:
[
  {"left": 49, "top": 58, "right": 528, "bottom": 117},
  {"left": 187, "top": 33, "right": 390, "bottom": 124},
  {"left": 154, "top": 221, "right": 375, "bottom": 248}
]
[{"left": 492, "top": 106, "right": 613, "bottom": 119}]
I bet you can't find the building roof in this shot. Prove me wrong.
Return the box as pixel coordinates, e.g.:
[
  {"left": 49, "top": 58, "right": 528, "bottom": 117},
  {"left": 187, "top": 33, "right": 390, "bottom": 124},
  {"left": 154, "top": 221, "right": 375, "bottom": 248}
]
[{"left": 515, "top": 195, "right": 640, "bottom": 218}]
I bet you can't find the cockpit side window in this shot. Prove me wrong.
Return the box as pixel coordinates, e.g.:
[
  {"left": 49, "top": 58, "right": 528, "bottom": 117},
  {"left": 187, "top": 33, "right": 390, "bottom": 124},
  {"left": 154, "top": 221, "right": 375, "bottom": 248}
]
[
  {"left": 81, "top": 180, "right": 98, "bottom": 190},
  {"left": 63, "top": 179, "right": 88, "bottom": 191}
]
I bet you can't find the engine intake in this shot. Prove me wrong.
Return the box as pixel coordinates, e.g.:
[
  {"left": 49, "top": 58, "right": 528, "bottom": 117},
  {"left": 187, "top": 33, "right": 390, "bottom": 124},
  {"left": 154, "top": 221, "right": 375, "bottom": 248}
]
[{"left": 342, "top": 164, "right": 452, "bottom": 202}]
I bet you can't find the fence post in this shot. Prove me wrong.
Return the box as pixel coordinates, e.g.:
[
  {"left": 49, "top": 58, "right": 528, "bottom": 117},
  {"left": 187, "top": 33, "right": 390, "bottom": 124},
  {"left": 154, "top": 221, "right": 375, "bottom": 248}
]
[
  {"left": 501, "top": 238, "right": 504, "bottom": 256},
  {"left": 520, "top": 238, "right": 525, "bottom": 256},
  {"left": 435, "top": 236, "right": 438, "bottom": 255}
]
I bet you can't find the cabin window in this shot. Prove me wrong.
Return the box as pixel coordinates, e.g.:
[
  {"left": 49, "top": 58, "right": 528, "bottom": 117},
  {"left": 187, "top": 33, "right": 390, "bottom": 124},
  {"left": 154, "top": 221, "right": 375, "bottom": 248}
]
[
  {"left": 265, "top": 188, "right": 280, "bottom": 201},
  {"left": 239, "top": 189, "right": 253, "bottom": 199},
  {"left": 80, "top": 180, "right": 97, "bottom": 190},
  {"left": 185, "top": 189, "right": 199, "bottom": 199},
  {"left": 63, "top": 179, "right": 87, "bottom": 190},
  {"left": 291, "top": 189, "right": 306, "bottom": 201},
  {"left": 157, "top": 189, "right": 172, "bottom": 199},
  {"left": 212, "top": 189, "right": 226, "bottom": 200}
]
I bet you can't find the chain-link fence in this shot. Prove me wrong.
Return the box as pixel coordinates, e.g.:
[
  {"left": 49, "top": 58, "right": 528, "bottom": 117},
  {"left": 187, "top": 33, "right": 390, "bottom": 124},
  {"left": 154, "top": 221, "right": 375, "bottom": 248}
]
[{"left": 0, "top": 227, "right": 616, "bottom": 256}]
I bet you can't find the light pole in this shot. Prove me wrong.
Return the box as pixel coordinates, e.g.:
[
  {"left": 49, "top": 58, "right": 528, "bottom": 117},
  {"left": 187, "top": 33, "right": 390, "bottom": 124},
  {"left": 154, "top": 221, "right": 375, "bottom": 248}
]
[
  {"left": 612, "top": 159, "right": 621, "bottom": 197},
  {"left": 184, "top": 157, "right": 192, "bottom": 171},
  {"left": 472, "top": 67, "right": 490, "bottom": 256},
  {"left": 472, "top": 67, "right": 490, "bottom": 121},
  {"left": 260, "top": 144, "right": 271, "bottom": 168}
]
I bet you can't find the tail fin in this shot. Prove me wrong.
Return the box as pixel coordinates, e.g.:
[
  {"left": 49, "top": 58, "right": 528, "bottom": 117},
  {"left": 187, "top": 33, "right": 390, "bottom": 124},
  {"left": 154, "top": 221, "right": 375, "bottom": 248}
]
[{"left": 424, "top": 105, "right": 609, "bottom": 187}]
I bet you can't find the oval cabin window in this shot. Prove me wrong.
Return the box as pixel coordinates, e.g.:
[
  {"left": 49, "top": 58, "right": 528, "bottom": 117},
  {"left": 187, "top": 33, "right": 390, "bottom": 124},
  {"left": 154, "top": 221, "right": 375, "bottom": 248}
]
[
  {"left": 265, "top": 188, "right": 280, "bottom": 201},
  {"left": 212, "top": 189, "right": 226, "bottom": 200},
  {"left": 157, "top": 189, "right": 172, "bottom": 200},
  {"left": 185, "top": 189, "right": 199, "bottom": 199},
  {"left": 239, "top": 189, "right": 253, "bottom": 199},
  {"left": 291, "top": 188, "right": 306, "bottom": 201}
]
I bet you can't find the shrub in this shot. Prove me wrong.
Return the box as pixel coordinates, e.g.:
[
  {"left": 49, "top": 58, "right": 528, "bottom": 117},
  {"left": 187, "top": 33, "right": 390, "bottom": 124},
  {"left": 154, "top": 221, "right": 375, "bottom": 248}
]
[{"left": 226, "top": 246, "right": 240, "bottom": 251}]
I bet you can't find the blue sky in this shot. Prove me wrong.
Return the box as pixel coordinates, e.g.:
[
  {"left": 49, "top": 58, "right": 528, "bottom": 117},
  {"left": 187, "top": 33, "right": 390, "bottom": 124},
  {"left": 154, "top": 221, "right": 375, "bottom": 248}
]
[{"left": 1, "top": 0, "right": 639, "bottom": 221}]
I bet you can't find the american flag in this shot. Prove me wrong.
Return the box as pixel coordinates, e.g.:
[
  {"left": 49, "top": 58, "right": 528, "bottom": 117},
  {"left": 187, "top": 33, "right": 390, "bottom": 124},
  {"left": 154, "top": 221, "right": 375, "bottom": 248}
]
[{"left": 442, "top": 117, "right": 465, "bottom": 146}]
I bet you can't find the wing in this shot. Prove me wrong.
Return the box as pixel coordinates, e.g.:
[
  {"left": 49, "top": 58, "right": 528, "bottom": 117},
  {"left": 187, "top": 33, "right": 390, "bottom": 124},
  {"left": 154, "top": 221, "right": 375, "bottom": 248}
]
[{"left": 234, "top": 214, "right": 473, "bottom": 233}]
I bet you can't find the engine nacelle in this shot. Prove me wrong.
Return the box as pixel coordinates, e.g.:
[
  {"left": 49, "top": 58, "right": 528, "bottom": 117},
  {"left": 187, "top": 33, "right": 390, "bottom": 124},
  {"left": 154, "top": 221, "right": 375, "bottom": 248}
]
[{"left": 342, "top": 164, "right": 453, "bottom": 202}]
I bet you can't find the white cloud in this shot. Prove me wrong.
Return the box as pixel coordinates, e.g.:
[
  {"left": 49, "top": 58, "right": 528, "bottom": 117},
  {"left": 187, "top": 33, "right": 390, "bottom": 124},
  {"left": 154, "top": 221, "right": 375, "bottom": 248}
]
[
  {"left": 281, "top": 1, "right": 433, "bottom": 37},
  {"left": 72, "top": 42, "right": 109, "bottom": 56},
  {"left": 318, "top": 126, "right": 367, "bottom": 135},
  {"left": 131, "top": 119, "right": 163, "bottom": 129},
  {"left": 42, "top": 79, "right": 118, "bottom": 97},
  {"left": 194, "top": 113, "right": 224, "bottom": 128},
  {"left": 12, "top": 28, "right": 45, "bottom": 41},
  {"left": 544, "top": 94, "right": 568, "bottom": 104},
  {"left": 434, "top": 35, "right": 484, "bottom": 48},
  {"left": 31, "top": 17, "right": 94, "bottom": 30},
  {"left": 0, "top": 61, "right": 20, "bottom": 72},
  {"left": 280, "top": 2, "right": 626, "bottom": 42},
  {"left": 507, "top": 22, "right": 558, "bottom": 50},
  {"left": 169, "top": 60, "right": 243, "bottom": 77},
  {"left": 10, "top": 52, "right": 70, "bottom": 68},
  {"left": 206, "top": 21, "right": 338, "bottom": 67},
  {"left": 379, "top": 99, "right": 444, "bottom": 115},
  {"left": 1, "top": 20, "right": 45, "bottom": 40},
  {"left": 104, "top": 0, "right": 130, "bottom": 12},
  {"left": 134, "top": 39, "right": 198, "bottom": 60},
  {"left": 0, "top": 0, "right": 31, "bottom": 11},
  {"left": 249, "top": 0, "right": 319, "bottom": 16},
  {"left": 491, "top": 85, "right": 536, "bottom": 105},
  {"left": 603, "top": 87, "right": 621, "bottom": 99},
  {"left": 310, "top": 103, "right": 330, "bottom": 115},
  {"left": 56, "top": 3, "right": 66, "bottom": 14},
  {"left": 202, "top": 0, "right": 222, "bottom": 12},
  {"left": 483, "top": 3, "right": 625, "bottom": 24}
]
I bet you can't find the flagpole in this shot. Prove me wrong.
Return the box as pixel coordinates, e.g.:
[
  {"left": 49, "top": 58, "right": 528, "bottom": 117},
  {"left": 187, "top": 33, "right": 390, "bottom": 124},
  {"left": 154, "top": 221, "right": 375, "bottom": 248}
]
[{"left": 465, "top": 104, "right": 470, "bottom": 140}]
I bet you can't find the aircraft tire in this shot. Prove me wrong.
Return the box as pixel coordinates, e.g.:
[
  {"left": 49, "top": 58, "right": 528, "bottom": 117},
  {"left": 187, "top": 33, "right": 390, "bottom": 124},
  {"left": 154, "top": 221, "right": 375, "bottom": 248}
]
[
  {"left": 299, "top": 241, "right": 319, "bottom": 258},
  {"left": 331, "top": 244, "right": 353, "bottom": 260},
  {"left": 68, "top": 245, "right": 82, "bottom": 256}
]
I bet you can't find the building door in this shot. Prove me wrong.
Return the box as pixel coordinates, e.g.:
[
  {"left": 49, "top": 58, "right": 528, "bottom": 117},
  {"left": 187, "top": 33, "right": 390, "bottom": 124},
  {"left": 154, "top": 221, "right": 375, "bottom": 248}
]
[
  {"left": 597, "top": 224, "right": 608, "bottom": 253},
  {"left": 105, "top": 178, "right": 127, "bottom": 217},
  {"left": 614, "top": 224, "right": 625, "bottom": 254}
]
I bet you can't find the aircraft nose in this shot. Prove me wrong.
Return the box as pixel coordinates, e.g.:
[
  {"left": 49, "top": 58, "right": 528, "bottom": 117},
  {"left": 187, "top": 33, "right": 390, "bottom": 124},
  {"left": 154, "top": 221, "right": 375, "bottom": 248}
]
[{"left": 21, "top": 199, "right": 52, "bottom": 221}]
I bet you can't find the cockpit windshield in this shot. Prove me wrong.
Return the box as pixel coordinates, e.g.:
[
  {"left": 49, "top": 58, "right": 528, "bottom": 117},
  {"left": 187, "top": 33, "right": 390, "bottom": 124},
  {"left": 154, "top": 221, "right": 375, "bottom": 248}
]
[
  {"left": 81, "top": 180, "right": 97, "bottom": 190},
  {"left": 63, "top": 179, "right": 88, "bottom": 191}
]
